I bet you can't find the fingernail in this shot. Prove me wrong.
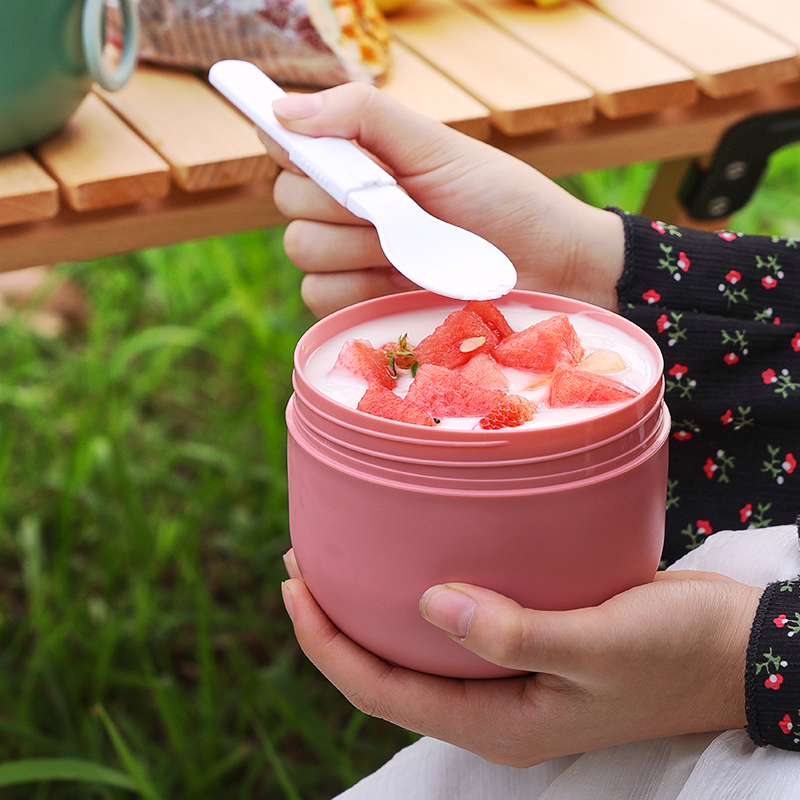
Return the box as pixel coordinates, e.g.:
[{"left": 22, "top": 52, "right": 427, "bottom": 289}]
[
  {"left": 281, "top": 581, "right": 295, "bottom": 621},
  {"left": 419, "top": 585, "right": 475, "bottom": 639},
  {"left": 283, "top": 551, "right": 299, "bottom": 580},
  {"left": 273, "top": 93, "right": 323, "bottom": 120}
]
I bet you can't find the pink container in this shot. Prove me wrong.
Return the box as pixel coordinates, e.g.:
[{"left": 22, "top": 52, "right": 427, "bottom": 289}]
[{"left": 286, "top": 290, "right": 670, "bottom": 678}]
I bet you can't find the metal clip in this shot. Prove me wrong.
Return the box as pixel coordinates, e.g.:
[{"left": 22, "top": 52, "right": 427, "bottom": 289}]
[{"left": 679, "top": 107, "right": 800, "bottom": 219}]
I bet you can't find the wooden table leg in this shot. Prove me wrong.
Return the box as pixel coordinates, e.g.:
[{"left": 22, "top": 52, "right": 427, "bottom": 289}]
[{"left": 640, "top": 156, "right": 731, "bottom": 231}]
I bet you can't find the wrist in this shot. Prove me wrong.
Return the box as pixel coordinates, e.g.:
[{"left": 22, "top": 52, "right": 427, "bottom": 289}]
[
  {"left": 569, "top": 205, "right": 625, "bottom": 312},
  {"left": 715, "top": 583, "right": 764, "bottom": 733}
]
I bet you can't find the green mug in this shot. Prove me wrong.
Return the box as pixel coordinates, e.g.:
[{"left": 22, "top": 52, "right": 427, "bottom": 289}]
[{"left": 0, "top": 0, "right": 139, "bottom": 156}]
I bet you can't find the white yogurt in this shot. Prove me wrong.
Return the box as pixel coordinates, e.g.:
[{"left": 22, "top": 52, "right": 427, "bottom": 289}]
[{"left": 304, "top": 302, "right": 656, "bottom": 429}]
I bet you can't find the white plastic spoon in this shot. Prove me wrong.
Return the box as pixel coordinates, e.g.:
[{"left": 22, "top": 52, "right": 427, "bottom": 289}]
[{"left": 208, "top": 59, "right": 517, "bottom": 301}]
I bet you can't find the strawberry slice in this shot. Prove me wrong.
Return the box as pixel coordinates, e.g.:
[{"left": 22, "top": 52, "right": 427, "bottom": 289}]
[
  {"left": 357, "top": 386, "right": 435, "bottom": 426},
  {"left": 333, "top": 338, "right": 395, "bottom": 389},
  {"left": 478, "top": 395, "right": 536, "bottom": 430},
  {"left": 549, "top": 364, "right": 638, "bottom": 407},
  {"left": 381, "top": 334, "right": 417, "bottom": 374}
]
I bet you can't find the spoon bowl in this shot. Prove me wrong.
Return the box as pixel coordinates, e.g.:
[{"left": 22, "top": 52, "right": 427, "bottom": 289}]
[{"left": 208, "top": 59, "right": 517, "bottom": 301}]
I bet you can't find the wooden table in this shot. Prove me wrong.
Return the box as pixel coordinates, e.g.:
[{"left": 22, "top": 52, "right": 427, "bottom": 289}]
[{"left": 2, "top": 0, "right": 800, "bottom": 273}]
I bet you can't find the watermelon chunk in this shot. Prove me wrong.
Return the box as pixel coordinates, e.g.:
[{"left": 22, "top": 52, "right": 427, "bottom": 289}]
[
  {"left": 405, "top": 364, "right": 505, "bottom": 417},
  {"left": 463, "top": 300, "right": 515, "bottom": 340},
  {"left": 414, "top": 309, "right": 499, "bottom": 370},
  {"left": 493, "top": 314, "right": 583, "bottom": 372},
  {"left": 333, "top": 339, "right": 395, "bottom": 389},
  {"left": 548, "top": 364, "right": 638, "bottom": 407},
  {"left": 478, "top": 395, "right": 536, "bottom": 430},
  {"left": 457, "top": 352, "right": 509, "bottom": 389},
  {"left": 357, "top": 386, "right": 435, "bottom": 426}
]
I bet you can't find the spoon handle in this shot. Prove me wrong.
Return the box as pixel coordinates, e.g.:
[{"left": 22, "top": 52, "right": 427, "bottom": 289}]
[{"left": 209, "top": 59, "right": 396, "bottom": 207}]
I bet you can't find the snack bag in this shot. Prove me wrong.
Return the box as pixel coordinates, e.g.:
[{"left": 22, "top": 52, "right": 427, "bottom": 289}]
[{"left": 107, "top": 0, "right": 392, "bottom": 87}]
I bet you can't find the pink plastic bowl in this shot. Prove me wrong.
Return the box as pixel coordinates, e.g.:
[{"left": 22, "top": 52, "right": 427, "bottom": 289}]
[{"left": 286, "top": 290, "right": 669, "bottom": 678}]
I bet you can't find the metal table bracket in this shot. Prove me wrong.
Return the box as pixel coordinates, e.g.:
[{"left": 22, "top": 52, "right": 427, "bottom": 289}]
[{"left": 679, "top": 107, "right": 800, "bottom": 219}]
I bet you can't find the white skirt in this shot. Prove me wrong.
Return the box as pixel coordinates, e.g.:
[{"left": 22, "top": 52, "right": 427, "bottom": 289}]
[{"left": 334, "top": 524, "right": 800, "bottom": 800}]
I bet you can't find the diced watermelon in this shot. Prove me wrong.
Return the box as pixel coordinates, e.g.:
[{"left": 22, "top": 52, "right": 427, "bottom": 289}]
[
  {"left": 333, "top": 338, "right": 395, "bottom": 389},
  {"left": 548, "top": 364, "right": 638, "bottom": 407},
  {"left": 493, "top": 314, "right": 583, "bottom": 372},
  {"left": 478, "top": 395, "right": 536, "bottom": 430},
  {"left": 457, "top": 352, "right": 509, "bottom": 389},
  {"left": 357, "top": 386, "right": 435, "bottom": 426},
  {"left": 405, "top": 364, "right": 505, "bottom": 417},
  {"left": 414, "top": 309, "right": 499, "bottom": 370},
  {"left": 463, "top": 300, "right": 515, "bottom": 340}
]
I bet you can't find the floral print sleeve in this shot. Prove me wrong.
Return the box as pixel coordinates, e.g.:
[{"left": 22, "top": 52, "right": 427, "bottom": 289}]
[
  {"left": 610, "top": 209, "right": 800, "bottom": 566},
  {"left": 610, "top": 209, "right": 800, "bottom": 751},
  {"left": 746, "top": 575, "right": 800, "bottom": 750}
]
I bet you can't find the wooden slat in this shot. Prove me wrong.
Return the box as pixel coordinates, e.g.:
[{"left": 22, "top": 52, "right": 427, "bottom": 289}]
[
  {"left": 586, "top": 0, "right": 800, "bottom": 98},
  {"left": 461, "top": 0, "right": 697, "bottom": 118},
  {"left": 0, "top": 152, "right": 59, "bottom": 228},
  {"left": 389, "top": 0, "right": 595, "bottom": 135},
  {"left": 381, "top": 41, "right": 492, "bottom": 139},
  {"left": 33, "top": 94, "right": 170, "bottom": 212},
  {"left": 488, "top": 78, "right": 800, "bottom": 177},
  {"left": 4, "top": 77, "right": 800, "bottom": 268},
  {"left": 712, "top": 0, "right": 800, "bottom": 50},
  {"left": 99, "top": 66, "right": 277, "bottom": 192},
  {"left": 0, "top": 182, "right": 287, "bottom": 273}
]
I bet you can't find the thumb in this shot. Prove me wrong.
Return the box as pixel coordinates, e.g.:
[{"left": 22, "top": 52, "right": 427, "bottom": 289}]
[
  {"left": 419, "top": 583, "right": 597, "bottom": 676},
  {"left": 270, "top": 83, "right": 472, "bottom": 180}
]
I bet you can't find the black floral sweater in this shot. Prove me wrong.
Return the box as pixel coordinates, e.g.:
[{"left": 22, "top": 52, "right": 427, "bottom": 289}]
[{"left": 611, "top": 209, "right": 800, "bottom": 751}]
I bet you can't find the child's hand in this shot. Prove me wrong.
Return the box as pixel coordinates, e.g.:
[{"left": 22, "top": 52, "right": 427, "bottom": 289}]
[
  {"left": 263, "top": 84, "right": 625, "bottom": 317},
  {"left": 281, "top": 551, "right": 761, "bottom": 766}
]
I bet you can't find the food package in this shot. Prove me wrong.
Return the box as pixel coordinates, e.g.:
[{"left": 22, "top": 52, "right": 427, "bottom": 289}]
[{"left": 107, "top": 0, "right": 392, "bottom": 88}]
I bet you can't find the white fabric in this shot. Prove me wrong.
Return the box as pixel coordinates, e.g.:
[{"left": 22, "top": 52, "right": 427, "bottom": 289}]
[{"left": 334, "top": 524, "right": 800, "bottom": 800}]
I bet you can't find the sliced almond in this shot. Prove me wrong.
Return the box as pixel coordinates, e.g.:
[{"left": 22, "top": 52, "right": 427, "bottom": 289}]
[
  {"left": 578, "top": 350, "right": 626, "bottom": 374},
  {"left": 525, "top": 375, "right": 552, "bottom": 391},
  {"left": 459, "top": 336, "right": 486, "bottom": 353}
]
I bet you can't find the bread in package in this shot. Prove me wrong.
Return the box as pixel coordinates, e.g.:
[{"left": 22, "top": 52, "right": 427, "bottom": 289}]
[{"left": 108, "top": 0, "right": 391, "bottom": 88}]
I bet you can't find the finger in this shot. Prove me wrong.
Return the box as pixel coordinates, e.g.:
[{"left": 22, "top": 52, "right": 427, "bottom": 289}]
[
  {"left": 283, "top": 220, "right": 387, "bottom": 273},
  {"left": 282, "top": 577, "right": 580, "bottom": 765},
  {"left": 274, "top": 170, "right": 371, "bottom": 226},
  {"left": 258, "top": 130, "right": 298, "bottom": 175},
  {"left": 419, "top": 583, "right": 594, "bottom": 677},
  {"left": 300, "top": 270, "right": 417, "bottom": 317},
  {"left": 653, "top": 569, "right": 734, "bottom": 583},
  {"left": 281, "top": 577, "right": 458, "bottom": 730},
  {"left": 271, "top": 83, "right": 470, "bottom": 181},
  {"left": 283, "top": 549, "right": 302, "bottom": 580}
]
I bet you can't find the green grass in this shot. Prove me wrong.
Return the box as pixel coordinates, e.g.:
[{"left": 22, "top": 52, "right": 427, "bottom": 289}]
[
  {"left": 2, "top": 142, "right": 800, "bottom": 799},
  {"left": 0, "top": 231, "right": 416, "bottom": 799}
]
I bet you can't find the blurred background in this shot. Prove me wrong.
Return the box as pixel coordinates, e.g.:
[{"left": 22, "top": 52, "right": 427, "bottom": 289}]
[{"left": 1, "top": 146, "right": 799, "bottom": 799}]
